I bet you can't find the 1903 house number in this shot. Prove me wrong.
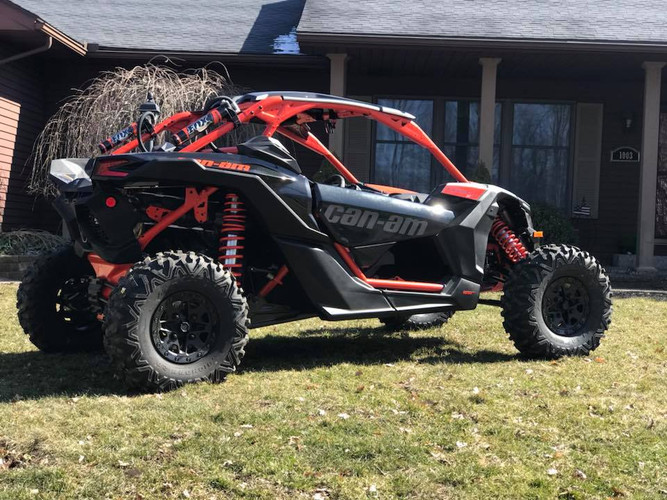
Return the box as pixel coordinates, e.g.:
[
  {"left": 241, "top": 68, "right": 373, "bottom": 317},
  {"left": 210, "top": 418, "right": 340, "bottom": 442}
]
[{"left": 610, "top": 146, "right": 640, "bottom": 162}]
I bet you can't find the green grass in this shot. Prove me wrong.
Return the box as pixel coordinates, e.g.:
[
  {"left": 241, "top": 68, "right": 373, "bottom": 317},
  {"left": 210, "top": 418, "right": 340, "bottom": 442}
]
[{"left": 0, "top": 283, "right": 665, "bottom": 499}]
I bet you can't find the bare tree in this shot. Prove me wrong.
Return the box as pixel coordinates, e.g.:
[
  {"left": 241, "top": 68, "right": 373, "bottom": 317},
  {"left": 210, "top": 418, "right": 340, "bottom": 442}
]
[{"left": 28, "top": 64, "right": 246, "bottom": 197}]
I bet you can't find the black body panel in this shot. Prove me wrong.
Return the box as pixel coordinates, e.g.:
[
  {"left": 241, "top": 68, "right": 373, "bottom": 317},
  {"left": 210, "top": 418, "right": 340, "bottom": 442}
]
[
  {"left": 237, "top": 136, "right": 301, "bottom": 174},
  {"left": 276, "top": 238, "right": 395, "bottom": 318}
]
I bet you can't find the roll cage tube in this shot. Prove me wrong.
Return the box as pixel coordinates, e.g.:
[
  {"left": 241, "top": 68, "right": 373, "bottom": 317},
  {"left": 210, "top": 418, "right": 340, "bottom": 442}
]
[
  {"left": 256, "top": 99, "right": 467, "bottom": 184},
  {"left": 163, "top": 96, "right": 468, "bottom": 185},
  {"left": 104, "top": 95, "right": 468, "bottom": 185},
  {"left": 110, "top": 111, "right": 202, "bottom": 155}
]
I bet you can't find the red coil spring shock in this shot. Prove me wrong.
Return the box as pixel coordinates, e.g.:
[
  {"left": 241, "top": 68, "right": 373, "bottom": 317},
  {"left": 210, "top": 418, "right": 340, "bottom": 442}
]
[
  {"left": 219, "top": 193, "right": 246, "bottom": 279},
  {"left": 491, "top": 218, "right": 528, "bottom": 263}
]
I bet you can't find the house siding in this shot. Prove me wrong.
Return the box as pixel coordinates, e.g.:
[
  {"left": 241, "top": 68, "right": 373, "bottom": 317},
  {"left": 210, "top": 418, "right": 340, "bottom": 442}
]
[{"left": 0, "top": 46, "right": 57, "bottom": 232}]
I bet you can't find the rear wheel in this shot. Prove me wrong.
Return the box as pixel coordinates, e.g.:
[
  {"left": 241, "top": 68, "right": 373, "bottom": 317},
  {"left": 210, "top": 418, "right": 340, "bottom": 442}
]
[
  {"left": 381, "top": 311, "right": 453, "bottom": 330},
  {"left": 501, "top": 244, "right": 612, "bottom": 357},
  {"left": 17, "top": 245, "right": 102, "bottom": 352},
  {"left": 103, "top": 251, "right": 249, "bottom": 392}
]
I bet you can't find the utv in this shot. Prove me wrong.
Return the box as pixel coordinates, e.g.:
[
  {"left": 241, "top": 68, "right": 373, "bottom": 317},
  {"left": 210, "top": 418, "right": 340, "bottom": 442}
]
[{"left": 17, "top": 92, "right": 612, "bottom": 391}]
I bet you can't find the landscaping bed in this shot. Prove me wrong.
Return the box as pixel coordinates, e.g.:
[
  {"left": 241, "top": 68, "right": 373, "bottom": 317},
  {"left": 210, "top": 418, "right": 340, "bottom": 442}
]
[{"left": 0, "top": 231, "right": 64, "bottom": 281}]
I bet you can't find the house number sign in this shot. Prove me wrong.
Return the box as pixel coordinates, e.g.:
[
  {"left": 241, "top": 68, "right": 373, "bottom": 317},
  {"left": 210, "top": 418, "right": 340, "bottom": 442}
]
[{"left": 610, "top": 146, "right": 640, "bottom": 162}]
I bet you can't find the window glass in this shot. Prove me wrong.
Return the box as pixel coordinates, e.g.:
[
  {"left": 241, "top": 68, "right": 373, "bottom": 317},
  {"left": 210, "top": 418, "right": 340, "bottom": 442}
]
[
  {"left": 375, "top": 144, "right": 434, "bottom": 193},
  {"left": 510, "top": 103, "right": 571, "bottom": 208},
  {"left": 510, "top": 148, "right": 569, "bottom": 207},
  {"left": 512, "top": 104, "right": 570, "bottom": 147},
  {"left": 374, "top": 99, "right": 434, "bottom": 191},
  {"left": 443, "top": 101, "right": 501, "bottom": 181}
]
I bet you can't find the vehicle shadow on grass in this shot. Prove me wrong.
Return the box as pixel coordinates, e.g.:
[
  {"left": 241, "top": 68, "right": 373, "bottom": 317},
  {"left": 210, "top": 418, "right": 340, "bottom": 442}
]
[
  {"left": 0, "top": 326, "right": 516, "bottom": 401},
  {"left": 0, "top": 350, "right": 120, "bottom": 402},
  {"left": 243, "top": 325, "right": 517, "bottom": 372}
]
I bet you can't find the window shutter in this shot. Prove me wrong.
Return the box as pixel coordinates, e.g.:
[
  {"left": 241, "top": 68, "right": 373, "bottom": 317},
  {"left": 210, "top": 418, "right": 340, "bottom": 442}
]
[
  {"left": 343, "top": 96, "right": 373, "bottom": 182},
  {"left": 572, "top": 103, "right": 603, "bottom": 219}
]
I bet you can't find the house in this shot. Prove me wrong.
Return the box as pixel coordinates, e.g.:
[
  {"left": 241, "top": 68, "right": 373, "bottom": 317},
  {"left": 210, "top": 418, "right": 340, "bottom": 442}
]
[{"left": 0, "top": 0, "right": 665, "bottom": 268}]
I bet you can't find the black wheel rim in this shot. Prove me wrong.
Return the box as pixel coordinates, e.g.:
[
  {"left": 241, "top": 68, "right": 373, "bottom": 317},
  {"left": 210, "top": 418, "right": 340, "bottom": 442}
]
[
  {"left": 542, "top": 276, "right": 590, "bottom": 336},
  {"left": 151, "top": 291, "right": 219, "bottom": 364},
  {"left": 56, "top": 277, "right": 98, "bottom": 333}
]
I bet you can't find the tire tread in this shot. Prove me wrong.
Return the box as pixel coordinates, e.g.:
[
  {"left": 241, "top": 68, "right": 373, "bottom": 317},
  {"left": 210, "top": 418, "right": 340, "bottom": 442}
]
[
  {"left": 501, "top": 244, "right": 612, "bottom": 357},
  {"left": 102, "top": 251, "right": 249, "bottom": 391}
]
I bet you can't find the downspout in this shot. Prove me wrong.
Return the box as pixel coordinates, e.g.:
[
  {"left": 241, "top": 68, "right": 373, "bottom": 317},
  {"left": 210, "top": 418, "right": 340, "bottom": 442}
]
[{"left": 0, "top": 35, "right": 52, "bottom": 66}]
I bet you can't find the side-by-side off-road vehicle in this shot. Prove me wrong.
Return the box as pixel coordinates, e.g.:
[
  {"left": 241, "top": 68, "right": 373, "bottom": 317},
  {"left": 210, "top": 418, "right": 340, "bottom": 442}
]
[{"left": 17, "top": 92, "right": 612, "bottom": 391}]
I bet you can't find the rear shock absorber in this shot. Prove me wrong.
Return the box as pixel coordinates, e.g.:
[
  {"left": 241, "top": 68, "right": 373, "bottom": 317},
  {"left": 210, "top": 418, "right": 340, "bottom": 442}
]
[
  {"left": 218, "top": 193, "right": 246, "bottom": 279},
  {"left": 491, "top": 218, "right": 528, "bottom": 263}
]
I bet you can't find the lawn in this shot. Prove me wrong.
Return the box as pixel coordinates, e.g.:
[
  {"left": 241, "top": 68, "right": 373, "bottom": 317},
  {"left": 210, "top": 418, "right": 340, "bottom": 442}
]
[{"left": 0, "top": 283, "right": 665, "bottom": 499}]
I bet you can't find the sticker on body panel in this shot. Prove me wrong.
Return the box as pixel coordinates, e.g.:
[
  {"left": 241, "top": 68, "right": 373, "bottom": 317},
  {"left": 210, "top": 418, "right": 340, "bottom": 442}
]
[
  {"left": 323, "top": 205, "right": 428, "bottom": 236},
  {"left": 198, "top": 159, "right": 251, "bottom": 171}
]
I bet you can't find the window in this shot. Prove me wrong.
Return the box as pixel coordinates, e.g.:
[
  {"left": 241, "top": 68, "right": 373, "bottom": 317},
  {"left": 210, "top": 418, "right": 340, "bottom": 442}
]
[
  {"left": 510, "top": 103, "right": 572, "bottom": 208},
  {"left": 443, "top": 101, "right": 502, "bottom": 182},
  {"left": 370, "top": 98, "right": 573, "bottom": 205},
  {"left": 374, "top": 99, "right": 434, "bottom": 192}
]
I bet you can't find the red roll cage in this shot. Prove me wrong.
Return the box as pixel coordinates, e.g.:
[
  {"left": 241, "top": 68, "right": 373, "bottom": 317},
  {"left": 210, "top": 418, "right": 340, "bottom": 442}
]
[{"left": 106, "top": 92, "right": 468, "bottom": 186}]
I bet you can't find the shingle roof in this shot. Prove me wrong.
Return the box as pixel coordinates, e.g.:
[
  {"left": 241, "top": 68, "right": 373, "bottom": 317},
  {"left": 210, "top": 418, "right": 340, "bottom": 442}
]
[
  {"left": 298, "top": 0, "right": 667, "bottom": 45},
  {"left": 13, "top": 0, "right": 305, "bottom": 54}
]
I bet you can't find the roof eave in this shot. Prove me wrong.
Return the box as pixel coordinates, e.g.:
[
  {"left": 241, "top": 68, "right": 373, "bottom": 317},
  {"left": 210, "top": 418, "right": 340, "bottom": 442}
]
[
  {"left": 86, "top": 46, "right": 328, "bottom": 66},
  {"left": 1, "top": 0, "right": 86, "bottom": 55},
  {"left": 39, "top": 22, "right": 86, "bottom": 55},
  {"left": 297, "top": 32, "right": 667, "bottom": 54}
]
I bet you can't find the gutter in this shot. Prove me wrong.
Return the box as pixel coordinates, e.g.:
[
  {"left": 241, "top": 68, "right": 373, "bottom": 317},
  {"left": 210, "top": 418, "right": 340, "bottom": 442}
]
[
  {"left": 86, "top": 46, "right": 328, "bottom": 67},
  {"left": 39, "top": 21, "right": 87, "bottom": 56},
  {"left": 297, "top": 32, "right": 667, "bottom": 55},
  {"left": 0, "top": 35, "right": 51, "bottom": 65}
]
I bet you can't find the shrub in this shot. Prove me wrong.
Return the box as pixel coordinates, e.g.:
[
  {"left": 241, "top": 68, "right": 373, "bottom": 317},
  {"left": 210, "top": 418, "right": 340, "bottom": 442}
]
[
  {"left": 0, "top": 230, "right": 65, "bottom": 256},
  {"left": 617, "top": 234, "right": 636, "bottom": 254},
  {"left": 530, "top": 203, "right": 578, "bottom": 245},
  {"left": 468, "top": 161, "right": 492, "bottom": 184}
]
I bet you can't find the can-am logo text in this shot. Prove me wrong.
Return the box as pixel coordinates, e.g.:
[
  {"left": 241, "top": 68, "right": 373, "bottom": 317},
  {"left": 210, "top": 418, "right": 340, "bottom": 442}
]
[{"left": 323, "top": 205, "right": 427, "bottom": 236}]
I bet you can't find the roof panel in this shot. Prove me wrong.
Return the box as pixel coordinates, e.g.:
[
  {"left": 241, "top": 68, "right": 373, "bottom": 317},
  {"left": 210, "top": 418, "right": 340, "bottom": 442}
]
[
  {"left": 13, "top": 0, "right": 306, "bottom": 54},
  {"left": 298, "top": 0, "right": 667, "bottom": 45},
  {"left": 237, "top": 91, "right": 417, "bottom": 118}
]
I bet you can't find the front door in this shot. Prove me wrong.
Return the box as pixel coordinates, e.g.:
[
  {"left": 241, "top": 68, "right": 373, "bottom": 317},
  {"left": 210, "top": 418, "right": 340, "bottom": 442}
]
[{"left": 656, "top": 113, "right": 667, "bottom": 239}]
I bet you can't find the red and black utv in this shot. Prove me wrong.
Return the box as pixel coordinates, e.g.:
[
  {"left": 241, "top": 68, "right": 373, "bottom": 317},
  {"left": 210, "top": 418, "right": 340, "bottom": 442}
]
[{"left": 17, "top": 92, "right": 612, "bottom": 391}]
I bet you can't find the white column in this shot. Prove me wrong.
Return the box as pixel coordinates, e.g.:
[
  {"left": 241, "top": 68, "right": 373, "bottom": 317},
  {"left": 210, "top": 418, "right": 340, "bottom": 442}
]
[
  {"left": 478, "top": 57, "right": 501, "bottom": 178},
  {"left": 327, "top": 53, "right": 348, "bottom": 158},
  {"left": 637, "top": 61, "right": 665, "bottom": 270}
]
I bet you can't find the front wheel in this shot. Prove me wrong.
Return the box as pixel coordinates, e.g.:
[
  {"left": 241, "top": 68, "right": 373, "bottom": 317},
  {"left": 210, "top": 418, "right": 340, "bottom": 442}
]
[
  {"left": 103, "top": 251, "right": 249, "bottom": 392},
  {"left": 501, "top": 244, "right": 612, "bottom": 358}
]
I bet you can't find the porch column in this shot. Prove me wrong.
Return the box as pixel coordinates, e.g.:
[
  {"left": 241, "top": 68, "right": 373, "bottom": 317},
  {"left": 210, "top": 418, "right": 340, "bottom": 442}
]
[
  {"left": 327, "top": 53, "right": 348, "bottom": 158},
  {"left": 637, "top": 61, "right": 665, "bottom": 270},
  {"left": 478, "top": 57, "right": 501, "bottom": 178}
]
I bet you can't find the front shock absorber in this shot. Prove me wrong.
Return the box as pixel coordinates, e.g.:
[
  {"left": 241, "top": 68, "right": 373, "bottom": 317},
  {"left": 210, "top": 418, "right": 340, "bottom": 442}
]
[
  {"left": 491, "top": 218, "right": 528, "bottom": 263},
  {"left": 218, "top": 193, "right": 246, "bottom": 279}
]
